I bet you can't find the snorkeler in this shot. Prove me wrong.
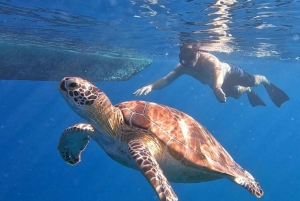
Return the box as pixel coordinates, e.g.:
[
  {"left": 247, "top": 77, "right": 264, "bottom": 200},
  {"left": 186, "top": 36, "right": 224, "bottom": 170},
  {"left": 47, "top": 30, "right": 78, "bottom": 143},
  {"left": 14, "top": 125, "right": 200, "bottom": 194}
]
[{"left": 134, "top": 43, "right": 290, "bottom": 107}]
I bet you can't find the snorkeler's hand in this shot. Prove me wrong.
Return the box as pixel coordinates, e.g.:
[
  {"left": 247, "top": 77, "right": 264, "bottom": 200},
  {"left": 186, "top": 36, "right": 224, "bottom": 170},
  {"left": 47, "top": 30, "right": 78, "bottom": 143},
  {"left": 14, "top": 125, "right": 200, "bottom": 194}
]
[
  {"left": 133, "top": 85, "right": 153, "bottom": 96},
  {"left": 214, "top": 87, "right": 226, "bottom": 103}
]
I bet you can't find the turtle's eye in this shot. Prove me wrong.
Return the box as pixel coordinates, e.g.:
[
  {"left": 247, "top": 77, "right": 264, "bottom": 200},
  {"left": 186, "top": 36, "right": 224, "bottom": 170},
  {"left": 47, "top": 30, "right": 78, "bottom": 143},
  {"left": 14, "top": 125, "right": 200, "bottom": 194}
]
[{"left": 68, "top": 82, "right": 79, "bottom": 89}]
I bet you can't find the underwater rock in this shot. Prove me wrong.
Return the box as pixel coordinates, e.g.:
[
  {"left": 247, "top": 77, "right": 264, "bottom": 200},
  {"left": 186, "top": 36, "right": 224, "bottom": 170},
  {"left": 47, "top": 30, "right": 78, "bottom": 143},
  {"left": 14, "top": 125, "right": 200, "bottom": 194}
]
[{"left": 0, "top": 42, "right": 153, "bottom": 81}]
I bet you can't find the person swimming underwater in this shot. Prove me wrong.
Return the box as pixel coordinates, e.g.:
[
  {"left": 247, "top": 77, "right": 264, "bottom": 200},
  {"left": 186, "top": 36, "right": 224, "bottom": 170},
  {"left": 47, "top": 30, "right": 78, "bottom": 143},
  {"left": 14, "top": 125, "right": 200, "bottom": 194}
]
[{"left": 134, "top": 43, "right": 290, "bottom": 107}]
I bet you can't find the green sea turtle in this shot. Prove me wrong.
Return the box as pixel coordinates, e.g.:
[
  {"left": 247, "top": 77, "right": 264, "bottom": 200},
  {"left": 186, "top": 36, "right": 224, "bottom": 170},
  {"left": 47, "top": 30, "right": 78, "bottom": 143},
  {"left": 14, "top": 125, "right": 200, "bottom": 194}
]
[{"left": 57, "top": 77, "right": 264, "bottom": 201}]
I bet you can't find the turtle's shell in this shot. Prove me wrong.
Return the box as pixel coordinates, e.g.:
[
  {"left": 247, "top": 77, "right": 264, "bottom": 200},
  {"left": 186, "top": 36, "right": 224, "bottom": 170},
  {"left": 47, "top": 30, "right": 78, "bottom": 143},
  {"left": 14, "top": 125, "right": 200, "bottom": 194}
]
[{"left": 117, "top": 100, "right": 240, "bottom": 175}]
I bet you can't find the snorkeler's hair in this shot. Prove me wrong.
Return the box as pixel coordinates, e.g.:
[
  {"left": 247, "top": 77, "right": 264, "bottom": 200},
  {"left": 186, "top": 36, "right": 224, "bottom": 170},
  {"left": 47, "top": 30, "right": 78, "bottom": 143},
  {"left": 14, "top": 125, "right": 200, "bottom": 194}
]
[{"left": 180, "top": 42, "right": 201, "bottom": 51}]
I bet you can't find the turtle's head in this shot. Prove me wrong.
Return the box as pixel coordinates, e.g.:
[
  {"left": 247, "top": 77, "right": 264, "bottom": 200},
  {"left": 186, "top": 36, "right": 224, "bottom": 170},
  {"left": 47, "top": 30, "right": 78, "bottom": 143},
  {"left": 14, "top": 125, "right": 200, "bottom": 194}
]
[
  {"left": 58, "top": 77, "right": 104, "bottom": 118},
  {"left": 58, "top": 77, "right": 122, "bottom": 140}
]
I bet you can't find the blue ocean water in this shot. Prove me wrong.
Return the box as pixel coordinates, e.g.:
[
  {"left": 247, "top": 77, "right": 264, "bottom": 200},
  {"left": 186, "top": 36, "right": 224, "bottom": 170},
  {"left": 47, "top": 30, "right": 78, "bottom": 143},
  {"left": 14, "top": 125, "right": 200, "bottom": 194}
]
[{"left": 0, "top": 1, "right": 300, "bottom": 201}]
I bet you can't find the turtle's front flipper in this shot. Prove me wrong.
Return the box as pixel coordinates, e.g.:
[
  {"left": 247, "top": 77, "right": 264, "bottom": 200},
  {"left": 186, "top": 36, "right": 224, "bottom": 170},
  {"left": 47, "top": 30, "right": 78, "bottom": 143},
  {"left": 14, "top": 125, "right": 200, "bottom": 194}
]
[
  {"left": 128, "top": 140, "right": 178, "bottom": 201},
  {"left": 58, "top": 123, "right": 94, "bottom": 165}
]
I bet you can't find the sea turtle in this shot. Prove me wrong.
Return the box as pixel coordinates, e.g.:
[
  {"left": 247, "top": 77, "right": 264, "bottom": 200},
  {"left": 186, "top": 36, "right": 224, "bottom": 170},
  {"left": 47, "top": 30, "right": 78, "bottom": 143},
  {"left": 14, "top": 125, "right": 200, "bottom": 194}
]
[{"left": 57, "top": 77, "right": 264, "bottom": 201}]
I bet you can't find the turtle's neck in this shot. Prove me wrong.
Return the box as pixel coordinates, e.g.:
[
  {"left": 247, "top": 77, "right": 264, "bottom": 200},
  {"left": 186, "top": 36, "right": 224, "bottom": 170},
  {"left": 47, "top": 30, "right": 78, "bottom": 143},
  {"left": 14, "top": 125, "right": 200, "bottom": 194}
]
[{"left": 88, "top": 94, "right": 123, "bottom": 140}]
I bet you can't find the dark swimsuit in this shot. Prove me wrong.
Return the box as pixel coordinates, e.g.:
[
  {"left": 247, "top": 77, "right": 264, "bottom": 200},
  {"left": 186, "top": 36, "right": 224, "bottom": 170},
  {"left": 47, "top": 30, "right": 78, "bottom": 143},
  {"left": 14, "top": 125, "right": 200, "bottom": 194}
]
[{"left": 222, "top": 64, "right": 255, "bottom": 98}]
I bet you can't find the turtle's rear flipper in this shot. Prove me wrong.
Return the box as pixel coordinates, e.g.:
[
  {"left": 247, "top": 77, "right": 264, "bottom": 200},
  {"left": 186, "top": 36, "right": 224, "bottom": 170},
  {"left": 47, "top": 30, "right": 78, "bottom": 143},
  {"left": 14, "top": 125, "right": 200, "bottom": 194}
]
[
  {"left": 247, "top": 90, "right": 266, "bottom": 107},
  {"left": 264, "top": 83, "right": 290, "bottom": 107},
  {"left": 233, "top": 170, "right": 264, "bottom": 198},
  {"left": 57, "top": 123, "right": 94, "bottom": 165}
]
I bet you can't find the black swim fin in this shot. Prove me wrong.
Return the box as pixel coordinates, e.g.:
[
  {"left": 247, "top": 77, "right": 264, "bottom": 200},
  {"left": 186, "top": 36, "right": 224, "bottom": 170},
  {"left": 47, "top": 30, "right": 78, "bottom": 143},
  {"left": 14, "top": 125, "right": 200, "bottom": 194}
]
[
  {"left": 264, "top": 83, "right": 290, "bottom": 108},
  {"left": 247, "top": 90, "right": 266, "bottom": 107}
]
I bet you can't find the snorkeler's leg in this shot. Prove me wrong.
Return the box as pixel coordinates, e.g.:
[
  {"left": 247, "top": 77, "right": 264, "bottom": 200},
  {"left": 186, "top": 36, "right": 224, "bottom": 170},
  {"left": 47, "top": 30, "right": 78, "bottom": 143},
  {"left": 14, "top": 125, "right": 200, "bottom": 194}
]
[
  {"left": 234, "top": 86, "right": 250, "bottom": 97},
  {"left": 252, "top": 75, "right": 290, "bottom": 107},
  {"left": 246, "top": 74, "right": 289, "bottom": 107},
  {"left": 253, "top": 75, "right": 269, "bottom": 86},
  {"left": 232, "top": 85, "right": 266, "bottom": 107}
]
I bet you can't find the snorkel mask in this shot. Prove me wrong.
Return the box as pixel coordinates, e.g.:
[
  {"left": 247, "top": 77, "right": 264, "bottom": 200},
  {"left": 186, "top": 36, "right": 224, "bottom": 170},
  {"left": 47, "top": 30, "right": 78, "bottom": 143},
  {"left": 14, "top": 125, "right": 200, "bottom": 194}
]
[{"left": 179, "top": 44, "right": 199, "bottom": 67}]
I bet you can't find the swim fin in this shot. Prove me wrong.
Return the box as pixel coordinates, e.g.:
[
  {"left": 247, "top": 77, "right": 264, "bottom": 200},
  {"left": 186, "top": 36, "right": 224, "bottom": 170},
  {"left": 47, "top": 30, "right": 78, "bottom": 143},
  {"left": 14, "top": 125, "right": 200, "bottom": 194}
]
[
  {"left": 247, "top": 90, "right": 266, "bottom": 107},
  {"left": 264, "top": 83, "right": 290, "bottom": 107}
]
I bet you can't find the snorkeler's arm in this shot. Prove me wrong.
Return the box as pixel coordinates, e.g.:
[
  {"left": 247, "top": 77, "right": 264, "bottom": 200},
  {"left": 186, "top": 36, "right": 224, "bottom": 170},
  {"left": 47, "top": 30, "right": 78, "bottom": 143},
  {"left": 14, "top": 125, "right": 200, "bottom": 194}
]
[
  {"left": 133, "top": 64, "right": 184, "bottom": 96},
  {"left": 203, "top": 55, "right": 226, "bottom": 102},
  {"left": 214, "top": 66, "right": 224, "bottom": 89}
]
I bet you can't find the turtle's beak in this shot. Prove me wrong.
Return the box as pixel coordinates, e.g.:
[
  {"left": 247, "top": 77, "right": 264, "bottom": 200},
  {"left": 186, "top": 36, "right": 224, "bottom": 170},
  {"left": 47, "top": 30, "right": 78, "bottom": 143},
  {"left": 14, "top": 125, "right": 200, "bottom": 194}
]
[{"left": 58, "top": 77, "right": 69, "bottom": 92}]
